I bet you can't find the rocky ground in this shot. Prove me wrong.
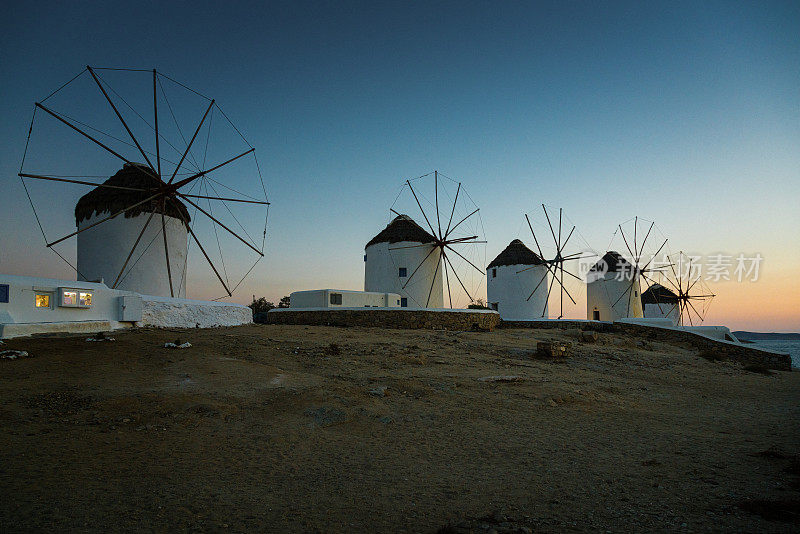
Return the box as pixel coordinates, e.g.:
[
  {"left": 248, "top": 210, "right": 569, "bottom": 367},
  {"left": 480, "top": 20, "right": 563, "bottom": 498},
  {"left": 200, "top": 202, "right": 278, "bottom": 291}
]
[{"left": 0, "top": 324, "right": 798, "bottom": 532}]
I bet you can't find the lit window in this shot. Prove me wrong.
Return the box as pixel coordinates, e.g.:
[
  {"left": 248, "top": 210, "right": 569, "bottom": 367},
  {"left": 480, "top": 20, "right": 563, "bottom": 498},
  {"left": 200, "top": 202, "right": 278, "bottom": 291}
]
[
  {"left": 35, "top": 294, "right": 50, "bottom": 308},
  {"left": 79, "top": 292, "right": 92, "bottom": 306},
  {"left": 330, "top": 293, "right": 342, "bottom": 305},
  {"left": 62, "top": 290, "right": 77, "bottom": 306},
  {"left": 398, "top": 267, "right": 407, "bottom": 277}
]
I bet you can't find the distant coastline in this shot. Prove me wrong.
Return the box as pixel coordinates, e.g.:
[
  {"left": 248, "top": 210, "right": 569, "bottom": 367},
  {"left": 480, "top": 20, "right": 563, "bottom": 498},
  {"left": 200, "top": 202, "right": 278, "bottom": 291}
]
[{"left": 733, "top": 331, "right": 800, "bottom": 341}]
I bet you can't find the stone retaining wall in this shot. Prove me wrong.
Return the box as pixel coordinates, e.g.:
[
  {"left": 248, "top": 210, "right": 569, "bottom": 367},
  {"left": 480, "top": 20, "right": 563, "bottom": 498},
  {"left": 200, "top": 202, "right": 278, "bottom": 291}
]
[
  {"left": 612, "top": 322, "right": 792, "bottom": 371},
  {"left": 501, "top": 320, "right": 616, "bottom": 333},
  {"left": 265, "top": 309, "right": 501, "bottom": 331},
  {"left": 501, "top": 319, "right": 791, "bottom": 371}
]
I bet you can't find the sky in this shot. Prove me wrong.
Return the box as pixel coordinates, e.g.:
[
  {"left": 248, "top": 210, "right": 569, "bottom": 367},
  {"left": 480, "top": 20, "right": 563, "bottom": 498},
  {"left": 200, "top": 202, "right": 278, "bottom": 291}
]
[{"left": 0, "top": 1, "right": 798, "bottom": 331}]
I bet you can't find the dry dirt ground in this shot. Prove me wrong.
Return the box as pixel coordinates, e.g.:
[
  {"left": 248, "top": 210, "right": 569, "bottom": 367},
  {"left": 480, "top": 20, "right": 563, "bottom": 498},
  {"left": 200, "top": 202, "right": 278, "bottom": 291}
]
[{"left": 1, "top": 324, "right": 799, "bottom": 533}]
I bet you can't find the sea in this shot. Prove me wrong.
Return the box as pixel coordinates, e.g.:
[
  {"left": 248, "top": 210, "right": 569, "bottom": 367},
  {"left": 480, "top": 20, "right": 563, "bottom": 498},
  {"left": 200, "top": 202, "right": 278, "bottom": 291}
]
[{"left": 744, "top": 340, "right": 800, "bottom": 369}]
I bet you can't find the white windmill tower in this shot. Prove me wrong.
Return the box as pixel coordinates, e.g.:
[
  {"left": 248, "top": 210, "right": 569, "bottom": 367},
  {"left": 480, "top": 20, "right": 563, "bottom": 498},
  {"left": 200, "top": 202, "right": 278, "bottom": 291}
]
[
  {"left": 587, "top": 251, "right": 643, "bottom": 321},
  {"left": 365, "top": 171, "right": 486, "bottom": 309},
  {"left": 75, "top": 163, "right": 190, "bottom": 297},
  {"left": 641, "top": 283, "right": 680, "bottom": 324},
  {"left": 486, "top": 239, "right": 548, "bottom": 319},
  {"left": 586, "top": 217, "right": 669, "bottom": 322},
  {"left": 17, "top": 66, "right": 270, "bottom": 301},
  {"left": 364, "top": 214, "right": 443, "bottom": 308}
]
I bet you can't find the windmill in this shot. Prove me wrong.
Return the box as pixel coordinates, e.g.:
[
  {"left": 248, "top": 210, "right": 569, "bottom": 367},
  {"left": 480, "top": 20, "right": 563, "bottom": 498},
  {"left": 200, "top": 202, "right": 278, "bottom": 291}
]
[
  {"left": 364, "top": 171, "right": 486, "bottom": 308},
  {"left": 656, "top": 251, "right": 716, "bottom": 326},
  {"left": 516, "top": 204, "right": 597, "bottom": 319},
  {"left": 17, "top": 66, "right": 269, "bottom": 300},
  {"left": 587, "top": 216, "right": 670, "bottom": 321}
]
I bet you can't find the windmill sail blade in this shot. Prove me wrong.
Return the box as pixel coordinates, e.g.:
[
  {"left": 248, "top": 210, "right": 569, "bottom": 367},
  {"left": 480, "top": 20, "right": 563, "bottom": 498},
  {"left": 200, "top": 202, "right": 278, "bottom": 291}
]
[
  {"left": 443, "top": 253, "right": 473, "bottom": 303},
  {"left": 160, "top": 205, "right": 174, "bottom": 297},
  {"left": 525, "top": 270, "right": 549, "bottom": 302},
  {"left": 445, "top": 244, "right": 485, "bottom": 275},
  {"left": 401, "top": 246, "right": 438, "bottom": 289},
  {"left": 446, "top": 208, "right": 480, "bottom": 238},
  {"left": 637, "top": 221, "right": 655, "bottom": 264},
  {"left": 443, "top": 182, "right": 460, "bottom": 238},
  {"left": 425, "top": 253, "right": 442, "bottom": 307},
  {"left": 177, "top": 194, "right": 263, "bottom": 255},
  {"left": 442, "top": 250, "right": 453, "bottom": 308},
  {"left": 167, "top": 99, "right": 215, "bottom": 185},
  {"left": 87, "top": 66, "right": 155, "bottom": 172},
  {"left": 111, "top": 209, "right": 158, "bottom": 289},
  {"left": 406, "top": 179, "right": 438, "bottom": 239},
  {"left": 19, "top": 173, "right": 151, "bottom": 191},
  {"left": 47, "top": 191, "right": 163, "bottom": 248}
]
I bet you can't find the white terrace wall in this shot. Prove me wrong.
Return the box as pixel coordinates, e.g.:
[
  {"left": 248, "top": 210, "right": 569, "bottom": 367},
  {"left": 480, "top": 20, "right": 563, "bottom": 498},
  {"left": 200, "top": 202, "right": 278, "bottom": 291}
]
[{"left": 0, "top": 274, "right": 250, "bottom": 338}]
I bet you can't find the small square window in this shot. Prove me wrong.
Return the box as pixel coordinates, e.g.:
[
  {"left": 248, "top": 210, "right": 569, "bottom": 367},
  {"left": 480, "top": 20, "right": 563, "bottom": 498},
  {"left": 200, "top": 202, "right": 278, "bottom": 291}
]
[
  {"left": 492, "top": 269, "right": 497, "bottom": 278},
  {"left": 400, "top": 297, "right": 408, "bottom": 307},
  {"left": 330, "top": 293, "right": 342, "bottom": 305},
  {"left": 62, "top": 290, "right": 77, "bottom": 306},
  {"left": 79, "top": 292, "right": 93, "bottom": 306},
  {"left": 398, "top": 267, "right": 407, "bottom": 278},
  {"left": 35, "top": 294, "right": 50, "bottom": 308}
]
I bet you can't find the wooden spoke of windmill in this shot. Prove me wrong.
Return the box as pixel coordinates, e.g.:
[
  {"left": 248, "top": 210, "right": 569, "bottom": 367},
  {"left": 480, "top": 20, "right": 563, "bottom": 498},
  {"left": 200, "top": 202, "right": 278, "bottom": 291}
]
[
  {"left": 18, "top": 66, "right": 269, "bottom": 298},
  {"left": 657, "top": 251, "right": 716, "bottom": 326},
  {"left": 388, "top": 171, "right": 485, "bottom": 308},
  {"left": 517, "top": 204, "right": 596, "bottom": 319}
]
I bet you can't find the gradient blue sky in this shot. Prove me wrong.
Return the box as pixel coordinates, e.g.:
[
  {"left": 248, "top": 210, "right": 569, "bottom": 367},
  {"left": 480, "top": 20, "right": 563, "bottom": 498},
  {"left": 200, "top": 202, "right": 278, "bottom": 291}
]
[{"left": 1, "top": 1, "right": 798, "bottom": 330}]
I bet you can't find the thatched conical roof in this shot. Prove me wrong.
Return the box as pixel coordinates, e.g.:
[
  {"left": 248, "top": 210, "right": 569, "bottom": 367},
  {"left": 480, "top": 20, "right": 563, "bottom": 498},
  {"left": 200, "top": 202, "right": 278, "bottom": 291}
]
[
  {"left": 641, "top": 283, "right": 678, "bottom": 304},
  {"left": 487, "top": 239, "right": 544, "bottom": 269},
  {"left": 75, "top": 163, "right": 191, "bottom": 227},
  {"left": 589, "top": 251, "right": 633, "bottom": 273},
  {"left": 366, "top": 214, "right": 436, "bottom": 248}
]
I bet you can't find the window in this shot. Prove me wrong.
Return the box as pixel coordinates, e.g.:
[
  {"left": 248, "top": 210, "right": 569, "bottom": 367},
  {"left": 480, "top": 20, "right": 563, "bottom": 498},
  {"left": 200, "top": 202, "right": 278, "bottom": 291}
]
[
  {"left": 35, "top": 294, "right": 50, "bottom": 308},
  {"left": 492, "top": 269, "right": 497, "bottom": 278},
  {"left": 62, "top": 290, "right": 77, "bottom": 306},
  {"left": 398, "top": 267, "right": 407, "bottom": 278},
  {"left": 0, "top": 284, "right": 8, "bottom": 303},
  {"left": 59, "top": 288, "right": 93, "bottom": 308},
  {"left": 592, "top": 309, "right": 600, "bottom": 321},
  {"left": 363, "top": 254, "right": 367, "bottom": 262},
  {"left": 396, "top": 299, "right": 400, "bottom": 305},
  {"left": 330, "top": 293, "right": 342, "bottom": 305},
  {"left": 400, "top": 297, "right": 408, "bottom": 307},
  {"left": 490, "top": 302, "right": 498, "bottom": 311}
]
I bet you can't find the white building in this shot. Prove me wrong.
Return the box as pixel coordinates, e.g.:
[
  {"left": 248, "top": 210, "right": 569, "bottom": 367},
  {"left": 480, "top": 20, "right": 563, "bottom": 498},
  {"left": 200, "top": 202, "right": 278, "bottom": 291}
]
[
  {"left": 641, "top": 283, "right": 680, "bottom": 325},
  {"left": 486, "top": 239, "right": 549, "bottom": 320},
  {"left": 76, "top": 162, "right": 188, "bottom": 298},
  {"left": 586, "top": 251, "right": 643, "bottom": 322},
  {"left": 289, "top": 289, "right": 401, "bottom": 308},
  {"left": 364, "top": 214, "right": 443, "bottom": 308},
  {"left": 0, "top": 274, "right": 250, "bottom": 338}
]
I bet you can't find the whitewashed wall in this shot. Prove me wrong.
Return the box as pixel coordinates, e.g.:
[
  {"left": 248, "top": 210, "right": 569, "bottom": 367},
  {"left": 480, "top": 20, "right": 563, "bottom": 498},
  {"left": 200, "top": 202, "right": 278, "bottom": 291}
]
[
  {"left": 77, "top": 211, "right": 188, "bottom": 298},
  {"left": 643, "top": 302, "right": 679, "bottom": 325},
  {"left": 290, "top": 289, "right": 401, "bottom": 308},
  {"left": 586, "top": 274, "right": 643, "bottom": 322},
  {"left": 364, "top": 241, "right": 443, "bottom": 308},
  {"left": 487, "top": 263, "right": 549, "bottom": 320}
]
